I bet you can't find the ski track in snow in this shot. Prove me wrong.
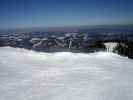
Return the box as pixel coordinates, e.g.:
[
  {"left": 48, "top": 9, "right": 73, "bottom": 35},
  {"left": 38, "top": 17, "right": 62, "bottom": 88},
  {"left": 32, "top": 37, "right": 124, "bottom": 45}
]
[{"left": 0, "top": 46, "right": 133, "bottom": 100}]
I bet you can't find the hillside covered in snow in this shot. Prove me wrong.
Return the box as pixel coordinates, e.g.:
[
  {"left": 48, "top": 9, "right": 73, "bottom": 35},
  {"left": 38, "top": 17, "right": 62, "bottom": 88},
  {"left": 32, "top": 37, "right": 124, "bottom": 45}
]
[{"left": 0, "top": 47, "right": 133, "bottom": 100}]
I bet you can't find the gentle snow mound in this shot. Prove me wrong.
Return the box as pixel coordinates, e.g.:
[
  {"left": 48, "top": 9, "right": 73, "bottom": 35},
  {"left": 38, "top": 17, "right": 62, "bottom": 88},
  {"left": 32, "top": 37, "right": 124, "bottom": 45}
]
[{"left": 0, "top": 46, "right": 133, "bottom": 100}]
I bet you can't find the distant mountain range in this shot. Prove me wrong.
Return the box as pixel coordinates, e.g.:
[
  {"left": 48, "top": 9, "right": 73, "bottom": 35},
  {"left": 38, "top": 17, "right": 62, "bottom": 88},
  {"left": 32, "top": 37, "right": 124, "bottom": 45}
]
[
  {"left": 0, "top": 24, "right": 133, "bottom": 58},
  {"left": 0, "top": 24, "right": 133, "bottom": 33}
]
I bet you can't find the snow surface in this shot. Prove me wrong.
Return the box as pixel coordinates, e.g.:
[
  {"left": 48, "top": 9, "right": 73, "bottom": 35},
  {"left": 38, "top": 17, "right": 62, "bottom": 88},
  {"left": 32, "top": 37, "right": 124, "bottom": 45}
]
[{"left": 0, "top": 47, "right": 133, "bottom": 100}]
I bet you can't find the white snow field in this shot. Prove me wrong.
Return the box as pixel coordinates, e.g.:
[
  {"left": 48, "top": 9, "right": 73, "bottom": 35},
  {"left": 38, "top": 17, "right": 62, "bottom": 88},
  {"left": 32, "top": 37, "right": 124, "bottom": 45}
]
[{"left": 0, "top": 47, "right": 133, "bottom": 100}]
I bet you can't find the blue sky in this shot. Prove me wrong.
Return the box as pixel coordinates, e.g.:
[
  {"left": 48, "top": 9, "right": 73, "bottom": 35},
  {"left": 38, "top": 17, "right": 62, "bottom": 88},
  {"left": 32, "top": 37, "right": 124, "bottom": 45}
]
[{"left": 0, "top": 0, "right": 133, "bottom": 29}]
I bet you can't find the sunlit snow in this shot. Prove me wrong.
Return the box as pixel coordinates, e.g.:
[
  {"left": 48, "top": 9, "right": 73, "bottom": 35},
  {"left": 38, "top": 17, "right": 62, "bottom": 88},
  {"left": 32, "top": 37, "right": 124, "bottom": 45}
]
[{"left": 0, "top": 47, "right": 133, "bottom": 100}]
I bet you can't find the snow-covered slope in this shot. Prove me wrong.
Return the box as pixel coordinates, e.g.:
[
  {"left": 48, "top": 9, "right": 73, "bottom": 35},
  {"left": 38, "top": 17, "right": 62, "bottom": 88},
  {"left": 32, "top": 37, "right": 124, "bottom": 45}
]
[{"left": 0, "top": 47, "right": 133, "bottom": 100}]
